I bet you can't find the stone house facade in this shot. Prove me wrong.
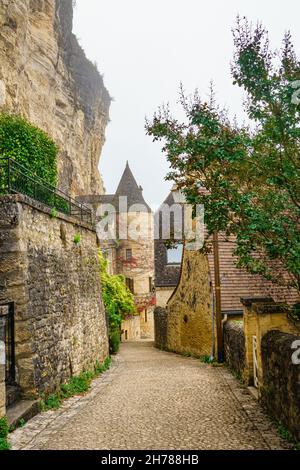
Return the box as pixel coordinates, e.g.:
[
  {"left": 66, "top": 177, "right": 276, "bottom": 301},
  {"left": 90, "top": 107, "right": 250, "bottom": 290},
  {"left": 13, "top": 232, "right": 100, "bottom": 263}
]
[
  {"left": 154, "top": 191, "right": 182, "bottom": 308},
  {"left": 79, "top": 162, "right": 155, "bottom": 341},
  {"left": 155, "top": 232, "right": 298, "bottom": 358}
]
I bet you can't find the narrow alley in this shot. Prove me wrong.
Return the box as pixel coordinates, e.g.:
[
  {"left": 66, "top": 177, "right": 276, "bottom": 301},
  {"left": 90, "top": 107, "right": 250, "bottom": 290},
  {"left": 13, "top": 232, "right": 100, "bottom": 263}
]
[{"left": 9, "top": 342, "right": 286, "bottom": 450}]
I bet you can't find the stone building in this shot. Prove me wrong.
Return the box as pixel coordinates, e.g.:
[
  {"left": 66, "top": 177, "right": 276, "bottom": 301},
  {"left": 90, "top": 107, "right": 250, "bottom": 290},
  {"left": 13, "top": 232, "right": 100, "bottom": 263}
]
[
  {"left": 79, "top": 162, "right": 155, "bottom": 341},
  {"left": 154, "top": 191, "right": 183, "bottom": 308},
  {"left": 155, "top": 222, "right": 298, "bottom": 358}
]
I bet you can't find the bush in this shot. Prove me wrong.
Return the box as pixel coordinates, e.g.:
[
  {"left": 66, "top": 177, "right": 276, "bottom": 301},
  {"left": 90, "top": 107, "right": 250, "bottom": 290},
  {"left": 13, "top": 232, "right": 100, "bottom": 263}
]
[
  {"left": 0, "top": 417, "right": 9, "bottom": 439},
  {"left": 99, "top": 250, "right": 136, "bottom": 343},
  {"left": 0, "top": 417, "right": 10, "bottom": 451},
  {"left": 109, "top": 329, "right": 121, "bottom": 354},
  {"left": 200, "top": 355, "right": 214, "bottom": 364},
  {"left": 0, "top": 113, "right": 58, "bottom": 192}
]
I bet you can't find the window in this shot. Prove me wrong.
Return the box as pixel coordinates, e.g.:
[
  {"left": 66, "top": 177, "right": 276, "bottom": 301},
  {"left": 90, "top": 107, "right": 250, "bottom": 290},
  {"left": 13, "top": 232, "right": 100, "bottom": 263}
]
[
  {"left": 126, "top": 249, "right": 132, "bottom": 261},
  {"left": 167, "top": 244, "right": 183, "bottom": 264},
  {"left": 126, "top": 278, "right": 134, "bottom": 294},
  {"left": 149, "top": 277, "right": 153, "bottom": 293},
  {"left": 145, "top": 309, "right": 148, "bottom": 323}
]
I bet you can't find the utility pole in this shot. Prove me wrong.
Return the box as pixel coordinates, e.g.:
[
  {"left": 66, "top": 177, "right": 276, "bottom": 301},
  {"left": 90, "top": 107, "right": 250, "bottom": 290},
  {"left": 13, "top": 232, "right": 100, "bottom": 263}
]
[{"left": 213, "top": 231, "right": 223, "bottom": 362}]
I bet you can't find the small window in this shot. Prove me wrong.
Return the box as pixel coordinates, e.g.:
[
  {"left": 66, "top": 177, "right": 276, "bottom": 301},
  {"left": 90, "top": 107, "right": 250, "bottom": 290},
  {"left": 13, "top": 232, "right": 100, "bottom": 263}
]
[
  {"left": 149, "top": 277, "right": 153, "bottom": 293},
  {"left": 145, "top": 309, "right": 148, "bottom": 323},
  {"left": 126, "top": 278, "right": 134, "bottom": 294},
  {"left": 125, "top": 330, "right": 128, "bottom": 340},
  {"left": 126, "top": 249, "right": 132, "bottom": 260},
  {"left": 167, "top": 244, "right": 183, "bottom": 264}
]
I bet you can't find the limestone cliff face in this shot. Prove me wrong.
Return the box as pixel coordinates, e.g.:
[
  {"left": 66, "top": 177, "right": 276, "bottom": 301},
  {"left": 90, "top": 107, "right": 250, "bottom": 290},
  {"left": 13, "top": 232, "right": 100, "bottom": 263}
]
[{"left": 0, "top": 0, "right": 110, "bottom": 196}]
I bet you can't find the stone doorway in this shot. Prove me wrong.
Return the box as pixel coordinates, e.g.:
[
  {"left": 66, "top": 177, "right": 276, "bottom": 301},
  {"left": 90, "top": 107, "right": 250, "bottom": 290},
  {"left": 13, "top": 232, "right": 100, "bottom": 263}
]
[{"left": 0, "top": 302, "right": 19, "bottom": 407}]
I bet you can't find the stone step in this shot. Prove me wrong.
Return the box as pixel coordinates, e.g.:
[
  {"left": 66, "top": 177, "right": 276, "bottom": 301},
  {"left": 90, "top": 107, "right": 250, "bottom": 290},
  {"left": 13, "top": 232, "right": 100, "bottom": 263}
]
[
  {"left": 6, "top": 385, "right": 21, "bottom": 408},
  {"left": 7, "top": 399, "right": 40, "bottom": 430}
]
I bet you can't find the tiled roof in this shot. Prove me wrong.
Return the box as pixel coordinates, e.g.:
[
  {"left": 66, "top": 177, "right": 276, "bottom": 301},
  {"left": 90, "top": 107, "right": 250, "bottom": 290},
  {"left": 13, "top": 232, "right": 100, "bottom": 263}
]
[
  {"left": 207, "top": 234, "right": 298, "bottom": 311},
  {"left": 154, "top": 191, "right": 183, "bottom": 287},
  {"left": 114, "top": 162, "right": 151, "bottom": 212}
]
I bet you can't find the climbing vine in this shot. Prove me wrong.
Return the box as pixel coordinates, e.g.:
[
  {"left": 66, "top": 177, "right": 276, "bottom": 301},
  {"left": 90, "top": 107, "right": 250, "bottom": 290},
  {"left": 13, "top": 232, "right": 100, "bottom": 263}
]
[
  {"left": 99, "top": 250, "right": 136, "bottom": 352},
  {"left": 0, "top": 113, "right": 58, "bottom": 191}
]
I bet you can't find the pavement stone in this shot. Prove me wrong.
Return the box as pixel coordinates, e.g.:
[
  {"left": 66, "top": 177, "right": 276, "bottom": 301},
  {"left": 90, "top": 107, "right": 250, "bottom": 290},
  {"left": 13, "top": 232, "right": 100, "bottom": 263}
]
[{"left": 9, "top": 341, "right": 288, "bottom": 450}]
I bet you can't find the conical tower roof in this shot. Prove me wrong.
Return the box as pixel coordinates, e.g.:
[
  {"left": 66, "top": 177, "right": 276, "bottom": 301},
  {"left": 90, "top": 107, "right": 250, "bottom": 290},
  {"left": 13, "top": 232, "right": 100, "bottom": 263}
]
[{"left": 114, "top": 162, "right": 151, "bottom": 212}]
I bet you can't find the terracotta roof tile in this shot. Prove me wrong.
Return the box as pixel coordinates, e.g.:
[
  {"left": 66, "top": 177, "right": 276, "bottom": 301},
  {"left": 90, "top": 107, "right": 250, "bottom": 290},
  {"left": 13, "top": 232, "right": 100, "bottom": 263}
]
[{"left": 206, "top": 234, "right": 298, "bottom": 311}]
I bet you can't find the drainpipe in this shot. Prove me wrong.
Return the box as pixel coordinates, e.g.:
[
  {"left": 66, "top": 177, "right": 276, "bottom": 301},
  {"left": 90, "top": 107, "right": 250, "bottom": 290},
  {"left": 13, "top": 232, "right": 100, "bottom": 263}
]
[
  {"left": 213, "top": 231, "right": 223, "bottom": 362},
  {"left": 211, "top": 285, "right": 215, "bottom": 360},
  {"left": 222, "top": 314, "right": 228, "bottom": 328}
]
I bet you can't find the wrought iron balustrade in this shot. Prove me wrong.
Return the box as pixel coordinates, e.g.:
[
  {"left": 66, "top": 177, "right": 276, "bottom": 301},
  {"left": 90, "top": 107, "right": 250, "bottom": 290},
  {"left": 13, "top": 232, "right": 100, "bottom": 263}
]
[{"left": 0, "top": 157, "right": 92, "bottom": 224}]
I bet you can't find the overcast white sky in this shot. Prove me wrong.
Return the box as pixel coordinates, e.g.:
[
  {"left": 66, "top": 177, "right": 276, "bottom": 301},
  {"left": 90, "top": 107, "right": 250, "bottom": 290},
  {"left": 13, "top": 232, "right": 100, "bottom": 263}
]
[{"left": 73, "top": 0, "right": 300, "bottom": 208}]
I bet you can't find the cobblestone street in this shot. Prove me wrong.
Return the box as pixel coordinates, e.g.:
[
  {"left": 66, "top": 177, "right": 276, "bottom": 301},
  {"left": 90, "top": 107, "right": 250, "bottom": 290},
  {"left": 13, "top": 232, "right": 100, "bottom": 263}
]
[{"left": 9, "top": 341, "right": 287, "bottom": 450}]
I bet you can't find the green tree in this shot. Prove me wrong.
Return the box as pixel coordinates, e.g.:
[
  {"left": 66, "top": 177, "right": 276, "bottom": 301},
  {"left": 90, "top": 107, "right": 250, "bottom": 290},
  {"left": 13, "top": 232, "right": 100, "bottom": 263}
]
[{"left": 146, "top": 18, "right": 300, "bottom": 295}]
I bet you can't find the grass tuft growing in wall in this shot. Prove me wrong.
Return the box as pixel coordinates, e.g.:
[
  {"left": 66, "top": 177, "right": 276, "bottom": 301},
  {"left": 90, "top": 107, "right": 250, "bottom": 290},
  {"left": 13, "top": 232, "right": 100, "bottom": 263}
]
[
  {"left": 275, "top": 421, "right": 300, "bottom": 450},
  {"left": 40, "top": 356, "right": 111, "bottom": 412}
]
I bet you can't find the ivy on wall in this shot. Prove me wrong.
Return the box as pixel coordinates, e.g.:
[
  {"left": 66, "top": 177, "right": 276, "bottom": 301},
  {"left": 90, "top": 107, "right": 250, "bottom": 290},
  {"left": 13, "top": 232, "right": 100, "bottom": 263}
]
[
  {"left": 0, "top": 113, "right": 58, "bottom": 188},
  {"left": 99, "top": 250, "right": 136, "bottom": 353}
]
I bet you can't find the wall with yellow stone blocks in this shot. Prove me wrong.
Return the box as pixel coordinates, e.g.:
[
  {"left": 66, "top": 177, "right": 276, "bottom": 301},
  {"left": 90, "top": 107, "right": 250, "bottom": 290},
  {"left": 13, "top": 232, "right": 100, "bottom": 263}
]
[
  {"left": 121, "top": 316, "right": 141, "bottom": 342},
  {"left": 160, "top": 248, "right": 214, "bottom": 357},
  {"left": 241, "top": 298, "right": 300, "bottom": 390}
]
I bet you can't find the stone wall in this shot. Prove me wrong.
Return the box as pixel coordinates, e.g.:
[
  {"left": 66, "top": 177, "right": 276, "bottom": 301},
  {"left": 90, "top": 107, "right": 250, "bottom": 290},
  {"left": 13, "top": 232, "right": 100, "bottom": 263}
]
[
  {"left": 0, "top": 331, "right": 5, "bottom": 417},
  {"left": 241, "top": 298, "right": 299, "bottom": 386},
  {"left": 158, "top": 248, "right": 214, "bottom": 357},
  {"left": 261, "top": 330, "right": 300, "bottom": 442},
  {"left": 0, "top": 195, "right": 109, "bottom": 401},
  {"left": 121, "top": 316, "right": 141, "bottom": 342},
  {"left": 156, "top": 287, "right": 174, "bottom": 308},
  {"left": 154, "top": 307, "right": 168, "bottom": 350},
  {"left": 0, "top": 0, "right": 110, "bottom": 196},
  {"left": 223, "top": 321, "right": 245, "bottom": 378}
]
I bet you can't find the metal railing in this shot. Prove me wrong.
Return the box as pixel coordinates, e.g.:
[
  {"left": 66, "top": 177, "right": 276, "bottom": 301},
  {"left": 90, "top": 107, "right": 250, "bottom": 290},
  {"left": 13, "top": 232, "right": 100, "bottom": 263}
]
[{"left": 0, "top": 157, "right": 92, "bottom": 224}]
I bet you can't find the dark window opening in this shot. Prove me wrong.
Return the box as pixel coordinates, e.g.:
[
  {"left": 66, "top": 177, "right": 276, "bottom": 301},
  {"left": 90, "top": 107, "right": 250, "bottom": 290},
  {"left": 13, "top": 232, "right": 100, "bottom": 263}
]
[
  {"left": 126, "top": 278, "right": 134, "bottom": 294},
  {"left": 126, "top": 249, "right": 132, "bottom": 261},
  {"left": 0, "top": 302, "right": 15, "bottom": 385}
]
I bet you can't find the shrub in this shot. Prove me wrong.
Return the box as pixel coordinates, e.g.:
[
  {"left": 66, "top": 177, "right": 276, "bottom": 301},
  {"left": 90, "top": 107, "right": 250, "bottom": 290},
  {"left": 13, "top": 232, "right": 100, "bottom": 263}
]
[
  {"left": 0, "top": 417, "right": 9, "bottom": 439},
  {"left": 40, "top": 357, "right": 111, "bottom": 411},
  {"left": 109, "top": 329, "right": 121, "bottom": 354},
  {"left": 200, "top": 355, "right": 214, "bottom": 364},
  {"left": 50, "top": 208, "right": 58, "bottom": 219},
  {"left": 0, "top": 113, "right": 58, "bottom": 193},
  {"left": 0, "top": 417, "right": 10, "bottom": 451},
  {"left": 99, "top": 250, "right": 136, "bottom": 351}
]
